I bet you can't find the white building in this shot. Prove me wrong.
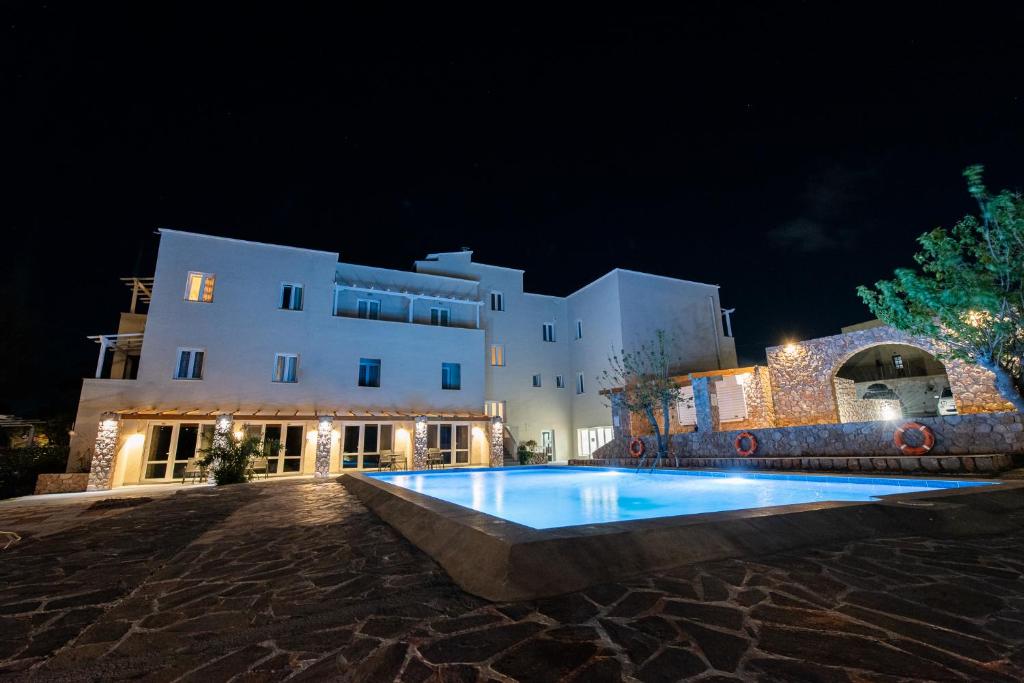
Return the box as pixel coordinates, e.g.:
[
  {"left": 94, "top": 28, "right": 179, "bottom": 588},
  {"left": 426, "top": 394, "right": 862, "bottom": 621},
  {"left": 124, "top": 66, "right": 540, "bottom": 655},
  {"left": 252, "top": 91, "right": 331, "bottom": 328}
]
[{"left": 71, "top": 229, "right": 737, "bottom": 488}]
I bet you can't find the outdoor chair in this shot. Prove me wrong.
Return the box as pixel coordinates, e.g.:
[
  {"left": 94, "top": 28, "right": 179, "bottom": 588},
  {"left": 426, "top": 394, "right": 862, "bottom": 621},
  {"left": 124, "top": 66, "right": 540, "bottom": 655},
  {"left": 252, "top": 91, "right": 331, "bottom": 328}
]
[
  {"left": 249, "top": 456, "right": 270, "bottom": 480},
  {"left": 379, "top": 450, "right": 400, "bottom": 470},
  {"left": 181, "top": 458, "right": 207, "bottom": 485},
  {"left": 426, "top": 448, "right": 444, "bottom": 469}
]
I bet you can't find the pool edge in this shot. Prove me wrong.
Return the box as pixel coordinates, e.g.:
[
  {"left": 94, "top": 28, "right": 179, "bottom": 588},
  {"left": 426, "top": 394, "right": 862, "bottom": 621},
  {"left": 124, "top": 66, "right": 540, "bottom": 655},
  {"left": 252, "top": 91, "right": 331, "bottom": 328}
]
[{"left": 341, "top": 472, "right": 1024, "bottom": 602}]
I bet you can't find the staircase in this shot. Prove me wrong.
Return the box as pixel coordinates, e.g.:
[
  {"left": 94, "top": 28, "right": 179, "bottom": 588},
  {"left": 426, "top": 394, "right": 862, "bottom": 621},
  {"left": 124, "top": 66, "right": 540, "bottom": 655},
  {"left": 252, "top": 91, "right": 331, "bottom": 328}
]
[{"left": 502, "top": 426, "right": 520, "bottom": 466}]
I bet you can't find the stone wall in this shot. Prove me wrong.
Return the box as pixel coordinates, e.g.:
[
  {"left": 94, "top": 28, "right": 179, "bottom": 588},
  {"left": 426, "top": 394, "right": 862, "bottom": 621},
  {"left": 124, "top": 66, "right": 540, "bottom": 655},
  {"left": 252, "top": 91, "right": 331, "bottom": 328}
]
[
  {"left": 572, "top": 453, "right": 1014, "bottom": 475},
  {"left": 767, "top": 325, "right": 1014, "bottom": 427},
  {"left": 34, "top": 473, "right": 90, "bottom": 495},
  {"left": 835, "top": 377, "right": 902, "bottom": 423},
  {"left": 594, "top": 411, "right": 1024, "bottom": 461}
]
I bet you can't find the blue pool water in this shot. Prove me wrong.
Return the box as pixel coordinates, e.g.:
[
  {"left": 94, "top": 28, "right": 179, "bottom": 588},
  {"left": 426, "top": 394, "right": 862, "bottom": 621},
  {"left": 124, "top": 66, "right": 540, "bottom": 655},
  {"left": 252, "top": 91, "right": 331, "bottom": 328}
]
[{"left": 369, "top": 466, "right": 991, "bottom": 529}]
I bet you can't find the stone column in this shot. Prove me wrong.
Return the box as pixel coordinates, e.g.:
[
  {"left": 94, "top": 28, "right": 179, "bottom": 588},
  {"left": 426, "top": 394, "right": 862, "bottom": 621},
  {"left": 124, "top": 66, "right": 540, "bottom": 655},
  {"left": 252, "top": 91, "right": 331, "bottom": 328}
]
[
  {"left": 86, "top": 412, "right": 121, "bottom": 491},
  {"left": 489, "top": 416, "right": 504, "bottom": 467},
  {"left": 315, "top": 416, "right": 333, "bottom": 478},
  {"left": 413, "top": 416, "right": 428, "bottom": 469},
  {"left": 208, "top": 414, "right": 233, "bottom": 484},
  {"left": 692, "top": 376, "right": 721, "bottom": 433}
]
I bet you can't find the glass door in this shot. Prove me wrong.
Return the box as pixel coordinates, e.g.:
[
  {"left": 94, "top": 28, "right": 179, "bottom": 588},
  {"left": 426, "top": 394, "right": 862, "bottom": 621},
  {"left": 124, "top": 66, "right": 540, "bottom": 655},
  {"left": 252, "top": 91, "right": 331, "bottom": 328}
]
[
  {"left": 427, "top": 423, "right": 469, "bottom": 464},
  {"left": 541, "top": 430, "right": 555, "bottom": 461},
  {"left": 143, "top": 422, "right": 214, "bottom": 481},
  {"left": 340, "top": 423, "right": 394, "bottom": 469}
]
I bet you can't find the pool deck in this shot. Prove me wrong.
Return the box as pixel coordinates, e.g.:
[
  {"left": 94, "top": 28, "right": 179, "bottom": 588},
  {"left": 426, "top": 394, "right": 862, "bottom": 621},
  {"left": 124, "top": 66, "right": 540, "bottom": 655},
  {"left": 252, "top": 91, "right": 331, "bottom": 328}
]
[
  {"left": 2, "top": 476, "right": 1024, "bottom": 680},
  {"left": 343, "top": 468, "right": 1024, "bottom": 601}
]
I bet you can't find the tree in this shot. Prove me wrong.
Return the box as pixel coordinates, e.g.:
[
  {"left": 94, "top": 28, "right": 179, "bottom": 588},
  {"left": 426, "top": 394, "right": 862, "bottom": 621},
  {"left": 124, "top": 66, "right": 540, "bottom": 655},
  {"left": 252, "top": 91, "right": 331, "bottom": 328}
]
[
  {"left": 857, "top": 165, "right": 1024, "bottom": 413},
  {"left": 599, "top": 331, "right": 686, "bottom": 462}
]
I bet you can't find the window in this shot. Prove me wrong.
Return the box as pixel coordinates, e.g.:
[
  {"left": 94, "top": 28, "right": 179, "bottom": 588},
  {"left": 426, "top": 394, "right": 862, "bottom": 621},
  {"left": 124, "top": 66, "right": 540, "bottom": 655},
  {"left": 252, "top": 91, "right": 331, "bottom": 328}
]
[
  {"left": 431, "top": 307, "right": 451, "bottom": 326},
  {"left": 280, "top": 283, "right": 303, "bottom": 311},
  {"left": 358, "top": 358, "right": 381, "bottom": 387},
  {"left": 185, "top": 272, "right": 215, "bottom": 302},
  {"left": 428, "top": 423, "right": 470, "bottom": 464},
  {"left": 556, "top": 375, "right": 565, "bottom": 388},
  {"left": 490, "top": 344, "right": 505, "bottom": 367},
  {"left": 532, "top": 374, "right": 542, "bottom": 388},
  {"left": 357, "top": 299, "right": 381, "bottom": 320},
  {"left": 441, "top": 362, "right": 461, "bottom": 390},
  {"left": 575, "top": 320, "right": 583, "bottom": 340},
  {"left": 892, "top": 354, "right": 904, "bottom": 370},
  {"left": 273, "top": 353, "right": 298, "bottom": 383},
  {"left": 484, "top": 400, "right": 505, "bottom": 420},
  {"left": 174, "top": 348, "right": 204, "bottom": 380},
  {"left": 342, "top": 423, "right": 394, "bottom": 469},
  {"left": 490, "top": 291, "right": 504, "bottom": 311},
  {"left": 576, "top": 373, "right": 585, "bottom": 394},
  {"left": 542, "top": 322, "right": 556, "bottom": 342}
]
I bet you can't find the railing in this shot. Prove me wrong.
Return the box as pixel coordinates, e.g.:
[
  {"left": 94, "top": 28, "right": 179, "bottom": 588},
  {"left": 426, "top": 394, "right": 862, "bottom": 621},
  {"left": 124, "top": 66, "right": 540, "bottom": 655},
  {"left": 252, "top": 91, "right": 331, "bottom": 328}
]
[
  {"left": 502, "top": 425, "right": 518, "bottom": 464},
  {"left": 87, "top": 333, "right": 144, "bottom": 379}
]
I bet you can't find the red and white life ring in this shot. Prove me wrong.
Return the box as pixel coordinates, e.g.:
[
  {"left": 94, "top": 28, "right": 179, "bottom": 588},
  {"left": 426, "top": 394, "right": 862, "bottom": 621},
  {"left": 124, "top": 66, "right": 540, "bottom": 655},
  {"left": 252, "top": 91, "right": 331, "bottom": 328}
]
[
  {"left": 628, "top": 437, "right": 645, "bottom": 458},
  {"left": 893, "top": 422, "right": 935, "bottom": 456},
  {"left": 734, "top": 432, "right": 758, "bottom": 457}
]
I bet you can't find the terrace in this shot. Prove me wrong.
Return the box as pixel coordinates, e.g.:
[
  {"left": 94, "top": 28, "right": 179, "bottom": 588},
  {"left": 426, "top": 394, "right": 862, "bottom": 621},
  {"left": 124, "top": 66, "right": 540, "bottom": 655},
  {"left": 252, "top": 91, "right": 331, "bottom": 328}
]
[{"left": 2, "top": 476, "right": 1024, "bottom": 680}]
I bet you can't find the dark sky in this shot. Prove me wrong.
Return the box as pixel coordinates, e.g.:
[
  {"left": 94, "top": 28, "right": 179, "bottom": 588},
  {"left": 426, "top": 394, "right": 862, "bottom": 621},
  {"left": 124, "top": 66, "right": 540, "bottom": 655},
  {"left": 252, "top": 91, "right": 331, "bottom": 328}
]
[{"left": 4, "top": 4, "right": 1023, "bottom": 418}]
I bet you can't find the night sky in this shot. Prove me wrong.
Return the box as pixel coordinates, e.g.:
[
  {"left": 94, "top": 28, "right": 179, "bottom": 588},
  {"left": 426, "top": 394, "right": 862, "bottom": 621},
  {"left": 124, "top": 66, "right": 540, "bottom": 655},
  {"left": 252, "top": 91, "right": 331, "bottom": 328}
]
[{"left": 4, "top": 5, "right": 1023, "bottom": 419}]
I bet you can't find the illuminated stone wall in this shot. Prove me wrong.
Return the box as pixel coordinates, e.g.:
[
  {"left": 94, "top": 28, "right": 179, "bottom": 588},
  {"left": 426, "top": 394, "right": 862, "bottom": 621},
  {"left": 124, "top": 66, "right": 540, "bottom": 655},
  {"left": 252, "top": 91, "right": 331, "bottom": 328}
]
[
  {"left": 413, "top": 416, "right": 428, "bottom": 469},
  {"left": 315, "top": 416, "right": 333, "bottom": 478},
  {"left": 208, "top": 414, "right": 233, "bottom": 484},
  {"left": 767, "top": 325, "right": 1015, "bottom": 427},
  {"left": 489, "top": 416, "right": 504, "bottom": 467},
  {"left": 835, "top": 377, "right": 902, "bottom": 423},
  {"left": 594, "top": 411, "right": 1024, "bottom": 461},
  {"left": 86, "top": 415, "right": 121, "bottom": 491}
]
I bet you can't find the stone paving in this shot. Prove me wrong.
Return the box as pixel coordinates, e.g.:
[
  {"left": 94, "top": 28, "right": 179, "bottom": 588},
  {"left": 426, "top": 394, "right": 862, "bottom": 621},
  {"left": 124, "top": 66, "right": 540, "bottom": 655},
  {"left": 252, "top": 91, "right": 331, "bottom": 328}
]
[{"left": 1, "top": 478, "right": 1023, "bottom": 681}]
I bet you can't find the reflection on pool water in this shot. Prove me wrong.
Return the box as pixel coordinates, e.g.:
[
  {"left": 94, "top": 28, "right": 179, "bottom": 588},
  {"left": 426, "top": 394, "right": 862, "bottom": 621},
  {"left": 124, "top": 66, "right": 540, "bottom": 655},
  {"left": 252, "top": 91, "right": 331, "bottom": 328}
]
[{"left": 368, "top": 466, "right": 991, "bottom": 530}]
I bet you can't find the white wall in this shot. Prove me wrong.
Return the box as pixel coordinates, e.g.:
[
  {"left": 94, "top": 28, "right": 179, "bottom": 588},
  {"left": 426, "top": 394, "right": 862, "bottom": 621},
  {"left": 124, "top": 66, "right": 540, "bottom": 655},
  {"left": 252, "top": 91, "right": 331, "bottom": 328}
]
[{"left": 71, "top": 234, "right": 737, "bottom": 465}]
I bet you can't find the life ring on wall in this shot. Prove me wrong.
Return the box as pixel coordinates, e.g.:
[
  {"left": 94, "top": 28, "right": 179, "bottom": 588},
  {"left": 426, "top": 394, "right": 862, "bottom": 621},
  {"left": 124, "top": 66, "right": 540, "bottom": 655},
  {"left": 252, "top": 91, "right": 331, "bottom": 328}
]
[
  {"left": 893, "top": 422, "right": 935, "bottom": 456},
  {"left": 734, "top": 432, "right": 758, "bottom": 457},
  {"left": 628, "top": 437, "right": 645, "bottom": 458}
]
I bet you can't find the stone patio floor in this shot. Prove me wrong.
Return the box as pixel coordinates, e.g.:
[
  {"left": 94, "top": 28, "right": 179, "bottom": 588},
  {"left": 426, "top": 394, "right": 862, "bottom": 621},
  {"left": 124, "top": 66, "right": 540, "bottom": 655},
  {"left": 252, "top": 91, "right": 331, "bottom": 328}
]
[{"left": 1, "top": 477, "right": 1023, "bottom": 682}]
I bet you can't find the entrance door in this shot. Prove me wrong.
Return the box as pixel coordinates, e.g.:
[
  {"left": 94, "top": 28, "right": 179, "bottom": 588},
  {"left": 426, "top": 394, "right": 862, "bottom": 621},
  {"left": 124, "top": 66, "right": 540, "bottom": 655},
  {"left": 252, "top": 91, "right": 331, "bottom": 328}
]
[
  {"left": 540, "top": 430, "right": 555, "bottom": 461},
  {"left": 428, "top": 423, "right": 470, "bottom": 464},
  {"left": 340, "top": 423, "right": 394, "bottom": 469},
  {"left": 143, "top": 422, "right": 215, "bottom": 481}
]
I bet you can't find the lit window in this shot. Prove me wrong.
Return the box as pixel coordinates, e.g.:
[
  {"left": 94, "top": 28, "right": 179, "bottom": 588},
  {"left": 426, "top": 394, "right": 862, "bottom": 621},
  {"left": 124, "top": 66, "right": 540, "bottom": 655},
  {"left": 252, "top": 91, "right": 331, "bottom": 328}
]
[
  {"left": 273, "top": 353, "right": 298, "bottom": 383},
  {"left": 174, "top": 348, "right": 204, "bottom": 380},
  {"left": 431, "top": 307, "right": 451, "bottom": 326},
  {"left": 556, "top": 375, "right": 565, "bottom": 388},
  {"left": 357, "top": 300, "right": 380, "bottom": 320},
  {"left": 358, "top": 358, "right": 381, "bottom": 387},
  {"left": 542, "top": 322, "right": 556, "bottom": 342},
  {"left": 576, "top": 373, "right": 585, "bottom": 394},
  {"left": 490, "top": 291, "right": 504, "bottom": 311},
  {"left": 484, "top": 400, "right": 505, "bottom": 419},
  {"left": 441, "top": 362, "right": 461, "bottom": 390},
  {"left": 892, "top": 354, "right": 904, "bottom": 370},
  {"left": 280, "top": 283, "right": 303, "bottom": 311},
  {"left": 532, "top": 374, "right": 542, "bottom": 388},
  {"left": 575, "top": 320, "right": 583, "bottom": 340},
  {"left": 490, "top": 344, "right": 505, "bottom": 367},
  {"left": 185, "top": 272, "right": 215, "bottom": 303}
]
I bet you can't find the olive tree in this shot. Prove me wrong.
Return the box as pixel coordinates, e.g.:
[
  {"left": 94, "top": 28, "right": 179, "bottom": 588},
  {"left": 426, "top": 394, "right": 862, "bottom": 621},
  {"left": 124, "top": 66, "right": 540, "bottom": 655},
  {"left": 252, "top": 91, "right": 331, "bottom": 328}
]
[
  {"left": 857, "top": 165, "right": 1024, "bottom": 413},
  {"left": 599, "top": 330, "right": 686, "bottom": 461}
]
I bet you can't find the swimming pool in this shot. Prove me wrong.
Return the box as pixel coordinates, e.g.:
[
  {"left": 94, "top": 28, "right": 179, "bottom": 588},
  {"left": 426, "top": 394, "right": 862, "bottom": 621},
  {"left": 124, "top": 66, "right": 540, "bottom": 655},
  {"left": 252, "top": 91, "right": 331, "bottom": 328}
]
[{"left": 368, "top": 466, "right": 991, "bottom": 529}]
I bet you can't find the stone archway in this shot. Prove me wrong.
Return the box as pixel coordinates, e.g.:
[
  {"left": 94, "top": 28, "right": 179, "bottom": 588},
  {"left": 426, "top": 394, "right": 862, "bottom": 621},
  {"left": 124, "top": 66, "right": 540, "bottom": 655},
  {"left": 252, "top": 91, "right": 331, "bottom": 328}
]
[
  {"left": 831, "top": 342, "right": 949, "bottom": 422},
  {"left": 766, "top": 324, "right": 1013, "bottom": 427}
]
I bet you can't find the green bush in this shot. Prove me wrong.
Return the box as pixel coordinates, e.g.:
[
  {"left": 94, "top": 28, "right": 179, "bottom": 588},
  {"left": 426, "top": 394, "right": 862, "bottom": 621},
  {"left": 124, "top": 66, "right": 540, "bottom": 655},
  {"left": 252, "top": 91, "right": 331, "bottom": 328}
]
[
  {"left": 199, "top": 435, "right": 263, "bottom": 486},
  {"left": 0, "top": 445, "right": 69, "bottom": 499}
]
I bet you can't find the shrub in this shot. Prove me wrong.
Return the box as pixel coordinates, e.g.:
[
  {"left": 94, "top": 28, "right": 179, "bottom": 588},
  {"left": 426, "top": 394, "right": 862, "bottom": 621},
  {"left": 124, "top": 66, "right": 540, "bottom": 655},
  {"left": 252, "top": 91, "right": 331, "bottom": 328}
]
[
  {"left": 0, "top": 445, "right": 70, "bottom": 499},
  {"left": 199, "top": 435, "right": 263, "bottom": 486}
]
